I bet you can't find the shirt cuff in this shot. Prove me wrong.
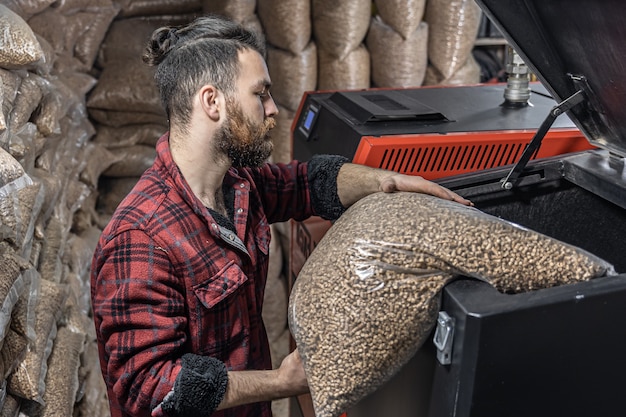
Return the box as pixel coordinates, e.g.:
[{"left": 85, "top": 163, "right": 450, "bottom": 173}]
[
  {"left": 154, "top": 354, "right": 228, "bottom": 417},
  {"left": 307, "top": 154, "right": 349, "bottom": 220}
]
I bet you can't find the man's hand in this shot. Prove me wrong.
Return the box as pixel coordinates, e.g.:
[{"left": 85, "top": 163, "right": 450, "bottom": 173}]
[
  {"left": 276, "top": 348, "right": 309, "bottom": 395},
  {"left": 216, "top": 348, "right": 309, "bottom": 411},
  {"left": 379, "top": 173, "right": 473, "bottom": 206},
  {"left": 336, "top": 163, "right": 473, "bottom": 208}
]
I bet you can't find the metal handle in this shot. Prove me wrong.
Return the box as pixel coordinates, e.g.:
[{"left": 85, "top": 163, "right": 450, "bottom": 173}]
[{"left": 433, "top": 311, "right": 455, "bottom": 365}]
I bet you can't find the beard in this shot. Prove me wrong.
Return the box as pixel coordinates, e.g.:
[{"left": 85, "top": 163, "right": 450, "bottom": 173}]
[{"left": 215, "top": 98, "right": 276, "bottom": 168}]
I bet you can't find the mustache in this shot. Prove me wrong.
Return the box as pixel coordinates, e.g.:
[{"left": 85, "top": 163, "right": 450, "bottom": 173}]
[{"left": 264, "top": 117, "right": 276, "bottom": 131}]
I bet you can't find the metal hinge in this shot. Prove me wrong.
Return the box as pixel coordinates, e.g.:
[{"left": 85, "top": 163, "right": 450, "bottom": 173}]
[{"left": 433, "top": 311, "right": 455, "bottom": 365}]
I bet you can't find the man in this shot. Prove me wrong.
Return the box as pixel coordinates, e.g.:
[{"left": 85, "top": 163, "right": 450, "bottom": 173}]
[{"left": 90, "top": 14, "right": 472, "bottom": 417}]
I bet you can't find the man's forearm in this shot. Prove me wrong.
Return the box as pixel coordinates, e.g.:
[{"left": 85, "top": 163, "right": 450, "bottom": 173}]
[
  {"left": 336, "top": 163, "right": 392, "bottom": 208},
  {"left": 217, "top": 348, "right": 309, "bottom": 410},
  {"left": 336, "top": 163, "right": 473, "bottom": 208},
  {"left": 217, "top": 369, "right": 307, "bottom": 410}
]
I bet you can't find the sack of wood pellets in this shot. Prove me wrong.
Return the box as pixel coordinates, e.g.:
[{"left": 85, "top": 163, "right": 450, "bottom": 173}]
[
  {"left": 0, "top": 5, "right": 44, "bottom": 70},
  {"left": 424, "top": 0, "right": 481, "bottom": 80},
  {"left": 289, "top": 191, "right": 615, "bottom": 417}
]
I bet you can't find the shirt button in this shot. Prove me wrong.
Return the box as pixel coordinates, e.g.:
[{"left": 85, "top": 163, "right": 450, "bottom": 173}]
[
  {"left": 237, "top": 208, "right": 243, "bottom": 214},
  {"left": 240, "top": 183, "right": 245, "bottom": 188}
]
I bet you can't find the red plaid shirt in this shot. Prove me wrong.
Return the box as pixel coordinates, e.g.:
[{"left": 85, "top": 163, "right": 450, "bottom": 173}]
[{"left": 91, "top": 133, "right": 345, "bottom": 417}]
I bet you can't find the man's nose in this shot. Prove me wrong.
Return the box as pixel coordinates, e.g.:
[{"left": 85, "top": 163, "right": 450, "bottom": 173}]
[{"left": 265, "top": 94, "right": 279, "bottom": 118}]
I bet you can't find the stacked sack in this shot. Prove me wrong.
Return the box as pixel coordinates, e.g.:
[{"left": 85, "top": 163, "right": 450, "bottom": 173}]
[
  {"left": 86, "top": 1, "right": 202, "bottom": 224},
  {"left": 367, "top": 0, "right": 429, "bottom": 87},
  {"left": 423, "top": 0, "right": 482, "bottom": 85},
  {"left": 0, "top": 1, "right": 120, "bottom": 415}
]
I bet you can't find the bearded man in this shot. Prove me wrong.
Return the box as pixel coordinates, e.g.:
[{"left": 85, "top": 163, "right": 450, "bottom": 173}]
[{"left": 90, "top": 14, "right": 471, "bottom": 417}]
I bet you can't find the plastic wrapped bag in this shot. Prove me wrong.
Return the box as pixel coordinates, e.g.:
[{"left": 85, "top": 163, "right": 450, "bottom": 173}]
[
  {"left": 366, "top": 16, "right": 429, "bottom": 88},
  {"left": 258, "top": 0, "right": 311, "bottom": 54},
  {"left": 37, "top": 325, "right": 86, "bottom": 417},
  {"left": 91, "top": 123, "right": 164, "bottom": 149},
  {"left": 424, "top": 0, "right": 481, "bottom": 80},
  {"left": 0, "top": 245, "right": 32, "bottom": 346},
  {"left": 0, "top": 69, "right": 22, "bottom": 134},
  {"left": 0, "top": 5, "right": 44, "bottom": 70},
  {"left": 266, "top": 42, "right": 317, "bottom": 112},
  {"left": 0, "top": 175, "right": 44, "bottom": 253},
  {"left": 318, "top": 44, "right": 370, "bottom": 91},
  {"left": 201, "top": 0, "right": 255, "bottom": 23},
  {"left": 8, "top": 279, "right": 68, "bottom": 404},
  {"left": 0, "top": 393, "right": 20, "bottom": 417},
  {"left": 312, "top": 0, "right": 371, "bottom": 60},
  {"left": 289, "top": 191, "right": 615, "bottom": 417},
  {"left": 119, "top": 0, "right": 200, "bottom": 18},
  {"left": 374, "top": 0, "right": 426, "bottom": 40},
  {"left": 0, "top": 149, "right": 25, "bottom": 188}
]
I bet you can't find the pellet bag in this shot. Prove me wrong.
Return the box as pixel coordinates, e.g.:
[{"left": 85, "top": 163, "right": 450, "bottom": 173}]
[{"left": 288, "top": 191, "right": 615, "bottom": 417}]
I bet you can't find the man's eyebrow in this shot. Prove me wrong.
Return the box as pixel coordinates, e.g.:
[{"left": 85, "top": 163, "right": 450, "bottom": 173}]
[{"left": 253, "top": 80, "right": 272, "bottom": 90}]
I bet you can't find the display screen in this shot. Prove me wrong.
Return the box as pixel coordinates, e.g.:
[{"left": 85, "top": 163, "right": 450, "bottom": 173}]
[
  {"left": 303, "top": 108, "right": 316, "bottom": 131},
  {"left": 298, "top": 104, "right": 319, "bottom": 140}
]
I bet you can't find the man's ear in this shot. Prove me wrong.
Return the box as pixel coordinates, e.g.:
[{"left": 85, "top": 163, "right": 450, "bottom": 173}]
[{"left": 199, "top": 85, "right": 222, "bottom": 121}]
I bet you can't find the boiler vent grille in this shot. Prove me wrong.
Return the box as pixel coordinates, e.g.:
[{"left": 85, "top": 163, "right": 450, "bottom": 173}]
[{"left": 378, "top": 143, "right": 534, "bottom": 174}]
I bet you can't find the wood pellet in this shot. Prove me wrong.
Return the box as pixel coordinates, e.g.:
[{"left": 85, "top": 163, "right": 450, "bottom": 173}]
[{"left": 289, "top": 191, "right": 614, "bottom": 417}]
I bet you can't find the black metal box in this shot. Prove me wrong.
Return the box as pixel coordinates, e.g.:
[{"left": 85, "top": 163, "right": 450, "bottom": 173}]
[{"left": 424, "top": 0, "right": 626, "bottom": 415}]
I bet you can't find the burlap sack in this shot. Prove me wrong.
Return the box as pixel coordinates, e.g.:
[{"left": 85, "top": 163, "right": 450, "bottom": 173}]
[
  {"left": 258, "top": 0, "right": 311, "bottom": 54},
  {"left": 424, "top": 0, "right": 481, "bottom": 80},
  {"left": 367, "top": 16, "right": 429, "bottom": 88},
  {"left": 267, "top": 42, "right": 317, "bottom": 112},
  {"left": 374, "top": 0, "right": 426, "bottom": 40},
  {"left": 312, "top": 0, "right": 371, "bottom": 60},
  {"left": 318, "top": 44, "right": 370, "bottom": 91}
]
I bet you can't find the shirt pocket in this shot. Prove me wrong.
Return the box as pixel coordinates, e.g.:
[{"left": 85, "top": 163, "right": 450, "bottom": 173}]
[{"left": 191, "top": 260, "right": 250, "bottom": 359}]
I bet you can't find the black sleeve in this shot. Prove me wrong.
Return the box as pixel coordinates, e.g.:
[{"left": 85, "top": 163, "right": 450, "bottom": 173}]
[
  {"left": 307, "top": 154, "right": 349, "bottom": 220},
  {"left": 160, "top": 354, "right": 228, "bottom": 417}
]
